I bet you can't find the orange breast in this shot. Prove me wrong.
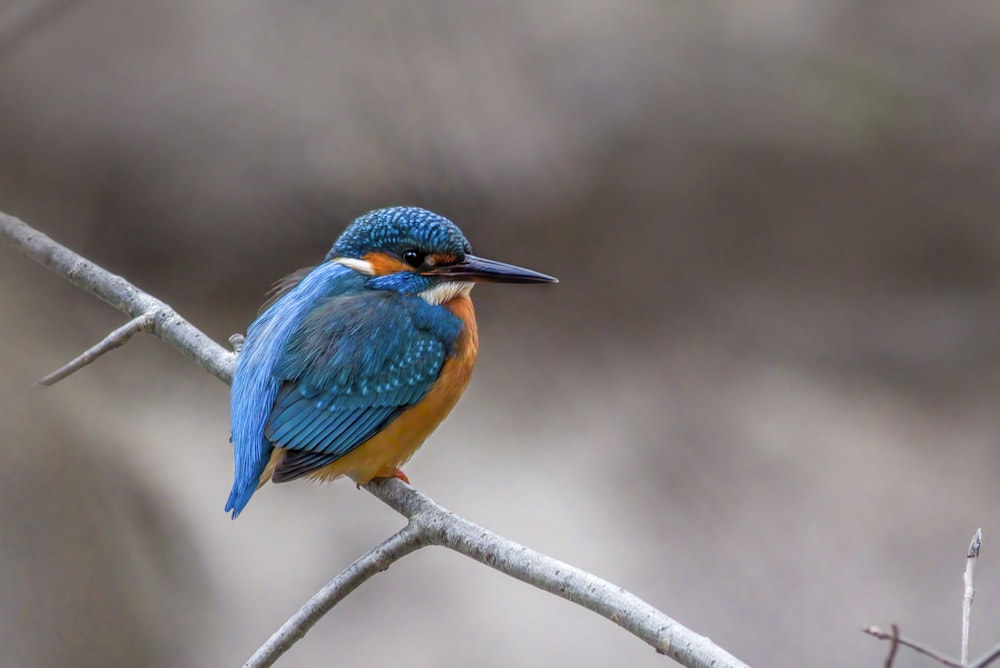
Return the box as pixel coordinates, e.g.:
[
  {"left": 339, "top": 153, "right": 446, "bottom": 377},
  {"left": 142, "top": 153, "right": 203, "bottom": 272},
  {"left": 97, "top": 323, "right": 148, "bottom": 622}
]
[{"left": 297, "top": 294, "right": 479, "bottom": 484}]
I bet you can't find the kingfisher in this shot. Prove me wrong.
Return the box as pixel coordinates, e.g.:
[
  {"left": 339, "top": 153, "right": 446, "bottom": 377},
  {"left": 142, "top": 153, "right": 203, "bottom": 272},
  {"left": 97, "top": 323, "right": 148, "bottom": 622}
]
[{"left": 226, "top": 207, "right": 557, "bottom": 517}]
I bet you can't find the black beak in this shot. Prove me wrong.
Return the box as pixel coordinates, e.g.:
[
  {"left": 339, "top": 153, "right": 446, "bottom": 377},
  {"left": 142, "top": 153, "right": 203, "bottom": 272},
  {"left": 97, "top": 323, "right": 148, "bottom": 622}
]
[{"left": 425, "top": 254, "right": 558, "bottom": 284}]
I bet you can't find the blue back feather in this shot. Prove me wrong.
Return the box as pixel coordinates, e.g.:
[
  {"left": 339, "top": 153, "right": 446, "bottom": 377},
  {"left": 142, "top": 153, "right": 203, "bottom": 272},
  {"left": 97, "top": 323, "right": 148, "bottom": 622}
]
[
  {"left": 226, "top": 250, "right": 465, "bottom": 517},
  {"left": 227, "top": 262, "right": 362, "bottom": 515}
]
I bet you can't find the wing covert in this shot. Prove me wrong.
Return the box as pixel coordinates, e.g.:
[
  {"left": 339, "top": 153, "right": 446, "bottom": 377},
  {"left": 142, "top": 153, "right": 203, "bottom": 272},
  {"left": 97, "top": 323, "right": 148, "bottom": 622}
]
[{"left": 264, "top": 291, "right": 461, "bottom": 481}]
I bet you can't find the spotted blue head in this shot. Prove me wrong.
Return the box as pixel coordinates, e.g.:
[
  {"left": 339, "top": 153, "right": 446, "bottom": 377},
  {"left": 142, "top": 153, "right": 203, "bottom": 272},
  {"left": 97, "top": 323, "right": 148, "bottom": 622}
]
[{"left": 326, "top": 207, "right": 557, "bottom": 299}]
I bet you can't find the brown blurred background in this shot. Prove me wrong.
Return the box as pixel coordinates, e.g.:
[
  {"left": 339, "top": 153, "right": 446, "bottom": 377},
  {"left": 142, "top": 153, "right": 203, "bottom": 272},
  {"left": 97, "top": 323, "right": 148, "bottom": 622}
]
[{"left": 2, "top": 2, "right": 1000, "bottom": 667}]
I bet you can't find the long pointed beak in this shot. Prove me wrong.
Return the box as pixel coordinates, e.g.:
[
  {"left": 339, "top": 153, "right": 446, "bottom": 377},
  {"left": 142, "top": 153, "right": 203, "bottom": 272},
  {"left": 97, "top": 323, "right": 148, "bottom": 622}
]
[{"left": 425, "top": 254, "right": 558, "bottom": 284}]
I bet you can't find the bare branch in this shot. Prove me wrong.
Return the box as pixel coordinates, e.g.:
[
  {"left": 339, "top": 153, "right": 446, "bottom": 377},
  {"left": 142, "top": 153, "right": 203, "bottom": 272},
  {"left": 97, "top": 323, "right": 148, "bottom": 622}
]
[
  {"left": 1, "top": 209, "right": 752, "bottom": 668},
  {"left": 964, "top": 528, "right": 983, "bottom": 663},
  {"left": 37, "top": 311, "right": 158, "bottom": 385},
  {"left": 244, "top": 521, "right": 428, "bottom": 668},
  {"left": 366, "top": 476, "right": 735, "bottom": 664},
  {"left": 0, "top": 211, "right": 236, "bottom": 383},
  {"left": 863, "top": 627, "right": 962, "bottom": 668},
  {"left": 881, "top": 623, "right": 900, "bottom": 668}
]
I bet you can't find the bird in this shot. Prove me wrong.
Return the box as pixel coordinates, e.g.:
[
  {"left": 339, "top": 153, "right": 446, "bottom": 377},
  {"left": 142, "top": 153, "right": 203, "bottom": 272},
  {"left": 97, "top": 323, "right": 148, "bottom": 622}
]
[{"left": 226, "top": 207, "right": 557, "bottom": 517}]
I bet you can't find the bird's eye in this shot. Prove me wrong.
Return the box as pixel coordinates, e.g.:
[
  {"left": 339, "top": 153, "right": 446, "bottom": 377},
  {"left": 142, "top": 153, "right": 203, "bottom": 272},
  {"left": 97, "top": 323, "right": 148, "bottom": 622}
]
[{"left": 402, "top": 250, "right": 425, "bottom": 268}]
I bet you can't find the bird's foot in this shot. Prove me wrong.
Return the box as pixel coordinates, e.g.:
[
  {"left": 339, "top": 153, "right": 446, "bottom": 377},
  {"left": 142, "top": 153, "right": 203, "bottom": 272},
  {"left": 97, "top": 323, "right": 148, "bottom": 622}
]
[{"left": 357, "top": 469, "right": 411, "bottom": 490}]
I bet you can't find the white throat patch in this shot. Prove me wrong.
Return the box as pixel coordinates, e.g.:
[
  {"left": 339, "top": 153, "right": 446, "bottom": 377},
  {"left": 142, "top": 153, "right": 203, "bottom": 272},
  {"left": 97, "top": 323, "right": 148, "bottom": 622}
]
[{"left": 419, "top": 281, "right": 474, "bottom": 305}]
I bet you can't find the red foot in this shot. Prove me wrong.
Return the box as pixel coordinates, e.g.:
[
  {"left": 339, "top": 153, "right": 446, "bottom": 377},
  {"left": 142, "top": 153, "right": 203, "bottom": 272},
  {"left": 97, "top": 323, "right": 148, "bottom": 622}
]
[{"left": 358, "top": 469, "right": 411, "bottom": 489}]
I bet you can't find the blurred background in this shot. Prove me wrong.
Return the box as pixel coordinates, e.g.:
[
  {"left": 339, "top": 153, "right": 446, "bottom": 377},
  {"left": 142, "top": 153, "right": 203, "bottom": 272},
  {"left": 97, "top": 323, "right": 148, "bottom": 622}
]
[{"left": 1, "top": 1, "right": 999, "bottom": 666}]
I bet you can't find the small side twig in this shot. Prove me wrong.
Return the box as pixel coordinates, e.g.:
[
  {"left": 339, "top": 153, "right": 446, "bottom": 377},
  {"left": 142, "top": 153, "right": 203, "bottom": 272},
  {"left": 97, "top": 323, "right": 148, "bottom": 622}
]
[
  {"left": 969, "top": 642, "right": 1000, "bottom": 668},
  {"left": 964, "top": 528, "right": 982, "bottom": 664},
  {"left": 883, "top": 624, "right": 900, "bottom": 668},
  {"left": 37, "top": 311, "right": 158, "bottom": 385},
  {"left": 244, "top": 521, "right": 427, "bottom": 668},
  {"left": 865, "top": 529, "right": 988, "bottom": 667},
  {"left": 863, "top": 627, "right": 961, "bottom": 668},
  {"left": 0, "top": 211, "right": 236, "bottom": 382}
]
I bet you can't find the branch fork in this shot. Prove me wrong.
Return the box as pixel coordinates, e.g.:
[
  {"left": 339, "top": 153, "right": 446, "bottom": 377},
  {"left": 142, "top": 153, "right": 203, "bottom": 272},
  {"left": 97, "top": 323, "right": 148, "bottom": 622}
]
[
  {"left": 37, "top": 310, "right": 160, "bottom": 385},
  {"left": 865, "top": 529, "right": 996, "bottom": 668}
]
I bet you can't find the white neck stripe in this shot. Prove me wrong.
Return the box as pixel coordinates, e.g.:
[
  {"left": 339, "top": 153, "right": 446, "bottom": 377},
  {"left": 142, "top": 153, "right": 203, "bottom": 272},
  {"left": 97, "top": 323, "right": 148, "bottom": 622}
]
[{"left": 332, "top": 257, "right": 376, "bottom": 275}]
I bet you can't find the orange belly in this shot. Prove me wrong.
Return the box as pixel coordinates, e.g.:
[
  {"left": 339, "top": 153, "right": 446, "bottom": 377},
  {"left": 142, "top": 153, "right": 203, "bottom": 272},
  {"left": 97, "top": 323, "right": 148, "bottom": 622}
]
[{"left": 263, "top": 295, "right": 479, "bottom": 485}]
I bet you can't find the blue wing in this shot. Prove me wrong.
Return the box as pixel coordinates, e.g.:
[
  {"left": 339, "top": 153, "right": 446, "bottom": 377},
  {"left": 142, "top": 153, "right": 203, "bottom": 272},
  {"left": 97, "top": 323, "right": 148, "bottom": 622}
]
[
  {"left": 226, "top": 262, "right": 462, "bottom": 517},
  {"left": 265, "top": 291, "right": 456, "bottom": 482}
]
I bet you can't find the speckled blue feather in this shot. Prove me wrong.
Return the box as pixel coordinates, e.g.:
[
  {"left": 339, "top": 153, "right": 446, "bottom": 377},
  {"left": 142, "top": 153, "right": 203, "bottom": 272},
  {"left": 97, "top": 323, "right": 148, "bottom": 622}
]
[
  {"left": 331, "top": 207, "right": 471, "bottom": 261},
  {"left": 263, "top": 293, "right": 460, "bottom": 478},
  {"left": 226, "top": 207, "right": 469, "bottom": 517}
]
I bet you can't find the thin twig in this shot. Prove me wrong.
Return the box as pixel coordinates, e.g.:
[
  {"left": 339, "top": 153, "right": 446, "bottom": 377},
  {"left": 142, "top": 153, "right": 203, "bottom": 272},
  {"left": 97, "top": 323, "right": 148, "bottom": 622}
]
[
  {"left": 243, "top": 521, "right": 427, "bottom": 668},
  {"left": 969, "top": 642, "right": 1000, "bottom": 668},
  {"left": 964, "top": 528, "right": 982, "bottom": 663},
  {"left": 37, "top": 311, "right": 158, "bottom": 385},
  {"left": 0, "top": 211, "right": 236, "bottom": 383},
  {"left": 863, "top": 627, "right": 962, "bottom": 668},
  {"left": 882, "top": 623, "right": 900, "bottom": 668},
  {"left": 1, "top": 209, "right": 752, "bottom": 668}
]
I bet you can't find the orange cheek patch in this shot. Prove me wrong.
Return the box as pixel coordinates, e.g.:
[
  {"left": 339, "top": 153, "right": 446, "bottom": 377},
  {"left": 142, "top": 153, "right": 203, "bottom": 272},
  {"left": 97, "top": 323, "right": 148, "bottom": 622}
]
[{"left": 361, "top": 251, "right": 413, "bottom": 276}]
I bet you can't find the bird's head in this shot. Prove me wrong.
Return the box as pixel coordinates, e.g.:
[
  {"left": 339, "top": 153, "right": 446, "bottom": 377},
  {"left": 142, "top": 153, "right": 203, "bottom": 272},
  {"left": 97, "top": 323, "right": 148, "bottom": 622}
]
[{"left": 327, "top": 207, "right": 557, "bottom": 303}]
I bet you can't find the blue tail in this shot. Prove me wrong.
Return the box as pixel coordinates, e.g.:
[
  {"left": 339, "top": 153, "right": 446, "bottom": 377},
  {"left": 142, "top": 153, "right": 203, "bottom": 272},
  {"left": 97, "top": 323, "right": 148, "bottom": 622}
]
[{"left": 225, "top": 480, "right": 255, "bottom": 519}]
